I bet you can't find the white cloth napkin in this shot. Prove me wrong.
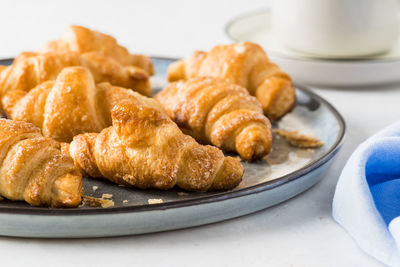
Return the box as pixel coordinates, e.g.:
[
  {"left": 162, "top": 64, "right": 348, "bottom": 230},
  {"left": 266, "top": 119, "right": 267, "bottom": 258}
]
[{"left": 333, "top": 121, "right": 400, "bottom": 266}]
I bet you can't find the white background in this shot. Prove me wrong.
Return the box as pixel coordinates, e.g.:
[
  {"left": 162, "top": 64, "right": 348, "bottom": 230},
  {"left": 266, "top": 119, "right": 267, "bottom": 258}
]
[{"left": 0, "top": 0, "right": 398, "bottom": 266}]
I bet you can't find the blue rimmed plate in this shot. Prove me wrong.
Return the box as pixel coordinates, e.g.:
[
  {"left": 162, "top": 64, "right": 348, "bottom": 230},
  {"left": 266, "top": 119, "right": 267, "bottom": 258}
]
[{"left": 0, "top": 57, "right": 345, "bottom": 238}]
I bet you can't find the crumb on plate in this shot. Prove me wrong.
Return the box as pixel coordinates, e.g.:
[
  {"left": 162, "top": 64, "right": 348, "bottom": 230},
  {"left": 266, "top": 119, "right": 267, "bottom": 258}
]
[
  {"left": 92, "top": 186, "right": 98, "bottom": 191},
  {"left": 177, "top": 192, "right": 189, "bottom": 196},
  {"left": 273, "top": 129, "right": 323, "bottom": 148},
  {"left": 102, "top": 193, "right": 113, "bottom": 199},
  {"left": 123, "top": 200, "right": 129, "bottom": 204},
  {"left": 148, "top": 198, "right": 163, "bottom": 204},
  {"left": 83, "top": 195, "right": 115, "bottom": 208},
  {"left": 100, "top": 200, "right": 115, "bottom": 208}
]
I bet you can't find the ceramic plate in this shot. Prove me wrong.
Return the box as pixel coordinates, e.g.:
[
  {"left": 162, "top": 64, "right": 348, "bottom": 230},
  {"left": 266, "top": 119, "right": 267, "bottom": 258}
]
[
  {"left": 226, "top": 9, "right": 400, "bottom": 87},
  {"left": 0, "top": 57, "right": 345, "bottom": 238}
]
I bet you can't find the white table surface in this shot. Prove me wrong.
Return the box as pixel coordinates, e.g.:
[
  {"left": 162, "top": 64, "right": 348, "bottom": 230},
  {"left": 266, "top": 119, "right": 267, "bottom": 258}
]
[{"left": 0, "top": 0, "right": 398, "bottom": 266}]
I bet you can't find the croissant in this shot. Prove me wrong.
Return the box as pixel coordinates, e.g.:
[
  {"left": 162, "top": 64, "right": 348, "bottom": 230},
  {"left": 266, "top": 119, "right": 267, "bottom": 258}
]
[
  {"left": 40, "top": 25, "right": 154, "bottom": 75},
  {"left": 2, "top": 66, "right": 160, "bottom": 143},
  {"left": 155, "top": 77, "right": 273, "bottom": 161},
  {"left": 0, "top": 51, "right": 151, "bottom": 113},
  {"left": 0, "top": 119, "right": 82, "bottom": 207},
  {"left": 65, "top": 99, "right": 244, "bottom": 191},
  {"left": 167, "top": 42, "right": 296, "bottom": 120}
]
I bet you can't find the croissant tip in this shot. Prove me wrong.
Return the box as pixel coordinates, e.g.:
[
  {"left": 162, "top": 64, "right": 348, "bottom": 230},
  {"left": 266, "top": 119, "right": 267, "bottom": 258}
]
[
  {"left": 209, "top": 156, "right": 244, "bottom": 191},
  {"left": 51, "top": 172, "right": 83, "bottom": 208},
  {"left": 167, "top": 60, "right": 186, "bottom": 82},
  {"left": 240, "top": 142, "right": 271, "bottom": 162}
]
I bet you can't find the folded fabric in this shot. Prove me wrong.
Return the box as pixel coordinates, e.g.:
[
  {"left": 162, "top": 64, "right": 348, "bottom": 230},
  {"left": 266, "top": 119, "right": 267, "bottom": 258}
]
[{"left": 333, "top": 121, "right": 400, "bottom": 266}]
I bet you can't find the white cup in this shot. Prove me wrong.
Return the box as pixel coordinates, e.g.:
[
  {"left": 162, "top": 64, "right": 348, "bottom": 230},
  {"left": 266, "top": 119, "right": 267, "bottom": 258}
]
[{"left": 271, "top": 0, "right": 400, "bottom": 58}]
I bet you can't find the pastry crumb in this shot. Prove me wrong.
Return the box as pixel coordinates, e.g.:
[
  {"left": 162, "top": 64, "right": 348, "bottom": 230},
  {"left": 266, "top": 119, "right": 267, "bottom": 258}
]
[
  {"left": 122, "top": 200, "right": 129, "bottom": 204},
  {"left": 273, "top": 129, "right": 323, "bottom": 148},
  {"left": 148, "top": 198, "right": 163, "bottom": 204},
  {"left": 92, "top": 186, "right": 98, "bottom": 191},
  {"left": 0, "top": 196, "right": 3, "bottom": 201},
  {"left": 101, "top": 199, "right": 115, "bottom": 208},
  {"left": 177, "top": 192, "right": 189, "bottom": 196},
  {"left": 235, "top": 156, "right": 243, "bottom": 162},
  {"left": 83, "top": 195, "right": 114, "bottom": 208},
  {"left": 102, "top": 193, "right": 113, "bottom": 199}
]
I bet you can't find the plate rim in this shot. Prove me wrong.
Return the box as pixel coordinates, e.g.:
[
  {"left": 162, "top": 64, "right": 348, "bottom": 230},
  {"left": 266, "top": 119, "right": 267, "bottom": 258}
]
[
  {"left": 225, "top": 8, "right": 400, "bottom": 64},
  {"left": 0, "top": 57, "right": 346, "bottom": 216}
]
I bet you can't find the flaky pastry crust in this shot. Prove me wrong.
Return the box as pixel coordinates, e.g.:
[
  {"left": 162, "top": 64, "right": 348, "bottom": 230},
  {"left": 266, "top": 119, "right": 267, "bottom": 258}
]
[
  {"left": 0, "top": 119, "right": 82, "bottom": 207},
  {"left": 40, "top": 25, "right": 154, "bottom": 75},
  {"left": 155, "top": 77, "right": 273, "bottom": 161},
  {"left": 66, "top": 98, "right": 244, "bottom": 192},
  {"left": 0, "top": 51, "right": 151, "bottom": 114},
  {"left": 2, "top": 66, "right": 160, "bottom": 142},
  {"left": 167, "top": 42, "right": 296, "bottom": 120}
]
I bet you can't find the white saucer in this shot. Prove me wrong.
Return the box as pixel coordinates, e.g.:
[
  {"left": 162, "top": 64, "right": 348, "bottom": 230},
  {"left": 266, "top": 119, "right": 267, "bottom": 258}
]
[{"left": 225, "top": 9, "right": 400, "bottom": 87}]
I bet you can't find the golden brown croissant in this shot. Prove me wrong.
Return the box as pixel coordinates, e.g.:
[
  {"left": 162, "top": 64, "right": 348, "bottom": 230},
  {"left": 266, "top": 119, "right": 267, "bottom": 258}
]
[
  {"left": 155, "top": 77, "right": 273, "bottom": 161},
  {"left": 0, "top": 51, "right": 151, "bottom": 113},
  {"left": 167, "top": 42, "right": 296, "bottom": 120},
  {"left": 40, "top": 25, "right": 154, "bottom": 75},
  {"left": 0, "top": 119, "right": 82, "bottom": 207},
  {"left": 66, "top": 99, "right": 244, "bottom": 192},
  {"left": 2, "top": 66, "right": 160, "bottom": 143}
]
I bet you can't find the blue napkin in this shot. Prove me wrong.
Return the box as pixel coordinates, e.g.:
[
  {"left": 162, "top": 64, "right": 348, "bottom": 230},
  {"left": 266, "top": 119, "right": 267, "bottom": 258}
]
[{"left": 333, "top": 121, "right": 400, "bottom": 266}]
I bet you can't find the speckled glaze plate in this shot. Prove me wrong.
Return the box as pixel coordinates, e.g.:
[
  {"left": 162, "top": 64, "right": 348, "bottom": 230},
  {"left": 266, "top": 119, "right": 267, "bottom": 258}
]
[{"left": 0, "top": 57, "right": 345, "bottom": 238}]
